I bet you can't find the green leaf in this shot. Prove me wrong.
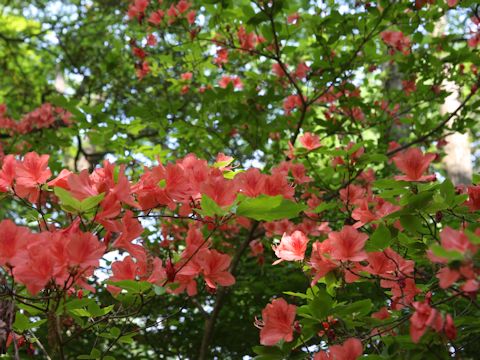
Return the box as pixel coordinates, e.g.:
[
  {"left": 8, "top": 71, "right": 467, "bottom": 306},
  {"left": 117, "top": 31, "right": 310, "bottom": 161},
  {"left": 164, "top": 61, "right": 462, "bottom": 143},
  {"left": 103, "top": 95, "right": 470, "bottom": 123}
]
[
  {"left": 236, "top": 194, "right": 281, "bottom": 216},
  {"left": 49, "top": 95, "right": 86, "bottom": 121},
  {"left": 331, "top": 299, "right": 373, "bottom": 328},
  {"left": 78, "top": 193, "right": 105, "bottom": 212},
  {"left": 153, "top": 285, "right": 166, "bottom": 295},
  {"left": 313, "top": 202, "right": 336, "bottom": 213},
  {"left": 54, "top": 187, "right": 82, "bottom": 212},
  {"left": 65, "top": 298, "right": 95, "bottom": 311},
  {"left": 110, "top": 327, "right": 121, "bottom": 338},
  {"left": 13, "top": 312, "right": 46, "bottom": 332},
  {"left": 247, "top": 12, "right": 270, "bottom": 26},
  {"left": 17, "top": 302, "right": 43, "bottom": 316},
  {"left": 198, "top": 194, "right": 227, "bottom": 217},
  {"left": 439, "top": 180, "right": 456, "bottom": 205},
  {"left": 361, "top": 153, "right": 388, "bottom": 164},
  {"left": 373, "top": 179, "right": 408, "bottom": 189},
  {"left": 69, "top": 308, "right": 92, "bottom": 317},
  {"left": 252, "top": 345, "right": 284, "bottom": 359},
  {"left": 332, "top": 299, "right": 373, "bottom": 318},
  {"left": 365, "top": 224, "right": 391, "bottom": 252},
  {"left": 106, "top": 280, "right": 152, "bottom": 294},
  {"left": 397, "top": 233, "right": 420, "bottom": 248},
  {"left": 213, "top": 158, "right": 234, "bottom": 169},
  {"left": 317, "top": 272, "right": 340, "bottom": 296},
  {"left": 430, "top": 245, "right": 464, "bottom": 261},
  {"left": 402, "top": 191, "right": 434, "bottom": 210},
  {"left": 77, "top": 348, "right": 101, "bottom": 359},
  {"left": 465, "top": 229, "right": 480, "bottom": 244},
  {"left": 452, "top": 194, "right": 468, "bottom": 207},
  {"left": 223, "top": 169, "right": 245, "bottom": 179},
  {"left": 54, "top": 187, "right": 104, "bottom": 213},
  {"left": 307, "top": 287, "right": 333, "bottom": 320},
  {"left": 283, "top": 291, "right": 309, "bottom": 299},
  {"left": 119, "top": 334, "right": 135, "bottom": 344},
  {"left": 400, "top": 215, "right": 424, "bottom": 234},
  {"left": 87, "top": 302, "right": 114, "bottom": 317},
  {"left": 473, "top": 174, "right": 480, "bottom": 185},
  {"left": 346, "top": 142, "right": 364, "bottom": 155},
  {"left": 247, "top": 2, "right": 283, "bottom": 26},
  {"left": 236, "top": 195, "right": 307, "bottom": 221}
]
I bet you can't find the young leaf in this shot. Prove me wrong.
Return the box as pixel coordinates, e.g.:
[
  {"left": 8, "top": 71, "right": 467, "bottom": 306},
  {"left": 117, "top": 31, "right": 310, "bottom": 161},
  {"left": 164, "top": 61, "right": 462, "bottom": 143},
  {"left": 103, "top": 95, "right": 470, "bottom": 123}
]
[
  {"left": 430, "top": 245, "right": 464, "bottom": 261},
  {"left": 236, "top": 195, "right": 307, "bottom": 221},
  {"left": 365, "top": 224, "right": 392, "bottom": 252},
  {"left": 400, "top": 215, "right": 424, "bottom": 234},
  {"left": 198, "top": 194, "right": 227, "bottom": 217}
]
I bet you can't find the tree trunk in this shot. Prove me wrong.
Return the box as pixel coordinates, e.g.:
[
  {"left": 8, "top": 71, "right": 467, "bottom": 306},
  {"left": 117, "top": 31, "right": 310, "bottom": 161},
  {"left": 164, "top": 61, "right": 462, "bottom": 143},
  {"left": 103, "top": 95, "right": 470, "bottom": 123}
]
[
  {"left": 435, "top": 16, "right": 472, "bottom": 186},
  {"left": 440, "top": 80, "right": 472, "bottom": 186},
  {"left": 384, "top": 62, "right": 410, "bottom": 142}
]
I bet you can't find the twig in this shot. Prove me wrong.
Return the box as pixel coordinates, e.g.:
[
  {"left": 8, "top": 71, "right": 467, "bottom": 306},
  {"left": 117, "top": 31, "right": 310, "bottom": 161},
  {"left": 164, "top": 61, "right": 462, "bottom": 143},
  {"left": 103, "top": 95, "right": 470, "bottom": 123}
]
[{"left": 198, "top": 221, "right": 259, "bottom": 360}]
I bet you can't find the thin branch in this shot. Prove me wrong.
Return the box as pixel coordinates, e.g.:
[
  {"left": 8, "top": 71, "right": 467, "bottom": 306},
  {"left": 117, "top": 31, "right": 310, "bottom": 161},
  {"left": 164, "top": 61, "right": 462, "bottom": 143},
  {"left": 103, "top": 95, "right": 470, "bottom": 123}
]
[
  {"left": 387, "top": 83, "right": 479, "bottom": 156},
  {"left": 27, "top": 330, "right": 52, "bottom": 360},
  {"left": 198, "top": 221, "right": 259, "bottom": 360}
]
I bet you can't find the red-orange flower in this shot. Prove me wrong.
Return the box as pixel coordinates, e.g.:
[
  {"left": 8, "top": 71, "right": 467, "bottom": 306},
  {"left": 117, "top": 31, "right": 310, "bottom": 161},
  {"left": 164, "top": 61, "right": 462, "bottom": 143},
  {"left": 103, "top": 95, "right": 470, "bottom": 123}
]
[
  {"left": 15, "top": 152, "right": 52, "bottom": 202},
  {"left": 392, "top": 148, "right": 436, "bottom": 182},
  {"left": 410, "top": 300, "right": 443, "bottom": 343},
  {"left": 299, "top": 132, "right": 321, "bottom": 151},
  {"left": 0, "top": 219, "right": 29, "bottom": 267},
  {"left": 195, "top": 249, "right": 235, "bottom": 289},
  {"left": 314, "top": 338, "right": 363, "bottom": 360},
  {"left": 328, "top": 226, "right": 368, "bottom": 262},
  {"left": 258, "top": 298, "right": 296, "bottom": 346},
  {"left": 273, "top": 230, "right": 309, "bottom": 264}
]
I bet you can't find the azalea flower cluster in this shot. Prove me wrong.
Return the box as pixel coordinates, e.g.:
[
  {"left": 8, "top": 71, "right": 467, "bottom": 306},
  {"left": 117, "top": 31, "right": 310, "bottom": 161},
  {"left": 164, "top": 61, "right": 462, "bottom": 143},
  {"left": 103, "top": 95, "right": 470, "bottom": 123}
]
[
  {"left": 211, "top": 26, "right": 265, "bottom": 89},
  {"left": 128, "top": 0, "right": 197, "bottom": 78},
  {"left": 428, "top": 227, "right": 480, "bottom": 292},
  {"left": 127, "top": 0, "right": 195, "bottom": 25},
  {"left": 0, "top": 103, "right": 71, "bottom": 136},
  {"left": 380, "top": 30, "right": 411, "bottom": 55},
  {"left": 272, "top": 62, "right": 310, "bottom": 81},
  {"left": 253, "top": 145, "right": 480, "bottom": 355},
  {"left": 0, "top": 219, "right": 105, "bottom": 295},
  {"left": 0, "top": 151, "right": 305, "bottom": 297},
  {"left": 131, "top": 154, "right": 299, "bottom": 211},
  {"left": 283, "top": 94, "right": 305, "bottom": 115},
  {"left": 410, "top": 294, "right": 457, "bottom": 344},
  {"left": 282, "top": 83, "right": 368, "bottom": 120},
  {"left": 0, "top": 140, "right": 477, "bottom": 357},
  {"left": 256, "top": 230, "right": 464, "bottom": 354},
  {"left": 256, "top": 297, "right": 363, "bottom": 359},
  {"left": 127, "top": 0, "right": 406, "bottom": 141},
  {"left": 272, "top": 227, "right": 421, "bottom": 309}
]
